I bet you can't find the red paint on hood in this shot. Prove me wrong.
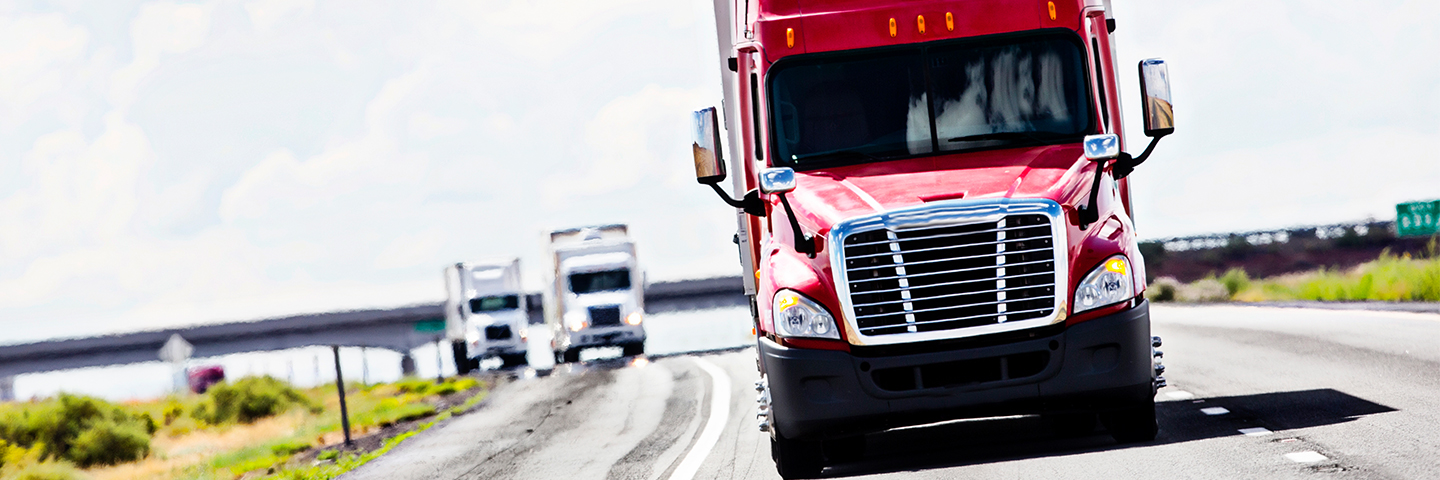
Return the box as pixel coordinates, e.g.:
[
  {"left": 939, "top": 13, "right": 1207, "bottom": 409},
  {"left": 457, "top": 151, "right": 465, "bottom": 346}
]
[{"left": 786, "top": 144, "right": 1086, "bottom": 233}]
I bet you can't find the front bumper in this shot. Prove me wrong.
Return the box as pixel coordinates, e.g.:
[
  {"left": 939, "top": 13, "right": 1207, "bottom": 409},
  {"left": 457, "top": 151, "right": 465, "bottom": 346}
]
[
  {"left": 761, "top": 300, "right": 1154, "bottom": 440},
  {"left": 562, "top": 324, "right": 646, "bottom": 349}
]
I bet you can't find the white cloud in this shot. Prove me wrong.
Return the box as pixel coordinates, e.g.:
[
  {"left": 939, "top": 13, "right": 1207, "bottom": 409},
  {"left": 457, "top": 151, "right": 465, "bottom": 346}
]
[
  {"left": 109, "top": 1, "right": 214, "bottom": 110},
  {"left": 245, "top": 0, "right": 315, "bottom": 32},
  {"left": 542, "top": 85, "right": 710, "bottom": 204},
  {"left": 0, "top": 13, "right": 91, "bottom": 129},
  {"left": 408, "top": 111, "right": 468, "bottom": 141}
]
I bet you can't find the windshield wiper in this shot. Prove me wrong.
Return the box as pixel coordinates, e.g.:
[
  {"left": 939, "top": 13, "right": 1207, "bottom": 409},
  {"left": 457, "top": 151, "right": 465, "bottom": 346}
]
[
  {"left": 792, "top": 149, "right": 885, "bottom": 164},
  {"left": 946, "top": 131, "right": 1067, "bottom": 144}
]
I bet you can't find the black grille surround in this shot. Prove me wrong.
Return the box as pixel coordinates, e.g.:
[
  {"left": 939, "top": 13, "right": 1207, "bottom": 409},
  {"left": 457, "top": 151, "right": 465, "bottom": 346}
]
[
  {"left": 833, "top": 202, "right": 1067, "bottom": 345},
  {"left": 588, "top": 305, "right": 622, "bottom": 326},
  {"left": 484, "top": 325, "right": 512, "bottom": 340}
]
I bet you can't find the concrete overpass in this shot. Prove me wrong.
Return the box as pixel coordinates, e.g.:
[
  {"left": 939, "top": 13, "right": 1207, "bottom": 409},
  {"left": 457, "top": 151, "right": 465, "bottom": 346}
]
[{"left": 0, "top": 276, "right": 746, "bottom": 383}]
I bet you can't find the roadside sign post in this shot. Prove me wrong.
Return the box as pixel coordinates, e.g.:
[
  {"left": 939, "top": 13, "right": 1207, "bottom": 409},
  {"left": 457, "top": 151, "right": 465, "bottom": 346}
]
[
  {"left": 158, "top": 334, "right": 194, "bottom": 393},
  {"left": 332, "top": 345, "right": 352, "bottom": 447},
  {"left": 1396, "top": 200, "right": 1440, "bottom": 237}
]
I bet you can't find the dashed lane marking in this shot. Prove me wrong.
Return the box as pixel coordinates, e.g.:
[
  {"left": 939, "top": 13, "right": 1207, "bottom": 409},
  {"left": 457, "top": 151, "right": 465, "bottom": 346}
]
[
  {"left": 1165, "top": 390, "right": 1195, "bottom": 400},
  {"left": 1200, "top": 407, "right": 1230, "bottom": 416},
  {"left": 1285, "top": 451, "right": 1328, "bottom": 463},
  {"left": 1238, "top": 427, "right": 1273, "bottom": 436},
  {"left": 667, "top": 357, "right": 732, "bottom": 480}
]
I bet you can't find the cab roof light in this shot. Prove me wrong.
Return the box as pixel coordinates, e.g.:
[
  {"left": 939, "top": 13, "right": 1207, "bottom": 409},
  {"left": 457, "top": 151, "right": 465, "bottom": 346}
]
[
  {"left": 888, "top": 18, "right": 896, "bottom": 37},
  {"left": 946, "top": 12, "right": 954, "bottom": 31},
  {"left": 786, "top": 27, "right": 794, "bottom": 48},
  {"left": 1048, "top": 1, "right": 1057, "bottom": 20},
  {"left": 917, "top": 15, "right": 926, "bottom": 35}
]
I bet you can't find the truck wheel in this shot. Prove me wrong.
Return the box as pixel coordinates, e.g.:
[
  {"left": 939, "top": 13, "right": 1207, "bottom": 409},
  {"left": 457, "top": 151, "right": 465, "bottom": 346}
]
[
  {"left": 621, "top": 342, "right": 645, "bottom": 357},
  {"left": 553, "top": 350, "right": 565, "bottom": 364},
  {"left": 563, "top": 348, "right": 581, "bottom": 364},
  {"left": 1102, "top": 398, "right": 1158, "bottom": 443},
  {"left": 451, "top": 341, "right": 472, "bottom": 375},
  {"left": 822, "top": 435, "right": 864, "bottom": 463},
  {"left": 500, "top": 353, "right": 528, "bottom": 368},
  {"left": 771, "top": 432, "right": 824, "bottom": 479}
]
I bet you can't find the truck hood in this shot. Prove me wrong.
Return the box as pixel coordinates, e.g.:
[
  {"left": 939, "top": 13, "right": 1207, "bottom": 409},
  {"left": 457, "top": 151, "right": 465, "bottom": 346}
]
[{"left": 789, "top": 144, "right": 1086, "bottom": 233}]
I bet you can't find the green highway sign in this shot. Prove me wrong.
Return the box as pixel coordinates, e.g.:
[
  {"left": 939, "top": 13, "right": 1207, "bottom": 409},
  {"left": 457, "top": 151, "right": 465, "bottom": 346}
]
[
  {"left": 1397, "top": 200, "right": 1440, "bottom": 237},
  {"left": 413, "top": 319, "right": 446, "bottom": 333}
]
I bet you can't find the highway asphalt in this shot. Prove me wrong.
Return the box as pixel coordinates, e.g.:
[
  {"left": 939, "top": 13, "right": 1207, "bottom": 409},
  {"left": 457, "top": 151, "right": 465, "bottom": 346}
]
[{"left": 341, "top": 305, "right": 1440, "bottom": 479}]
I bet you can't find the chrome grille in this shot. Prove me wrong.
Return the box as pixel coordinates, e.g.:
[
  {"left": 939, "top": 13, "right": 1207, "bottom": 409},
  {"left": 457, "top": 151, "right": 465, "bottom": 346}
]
[{"left": 841, "top": 214, "right": 1058, "bottom": 337}]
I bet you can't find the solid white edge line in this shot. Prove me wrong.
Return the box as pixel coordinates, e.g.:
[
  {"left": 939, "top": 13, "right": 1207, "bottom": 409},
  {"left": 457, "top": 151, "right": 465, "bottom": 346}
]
[{"left": 668, "top": 357, "right": 732, "bottom": 480}]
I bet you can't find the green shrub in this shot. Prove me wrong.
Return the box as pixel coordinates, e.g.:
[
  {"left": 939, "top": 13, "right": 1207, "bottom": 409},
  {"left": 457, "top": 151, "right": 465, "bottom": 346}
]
[
  {"left": 1219, "top": 268, "right": 1250, "bottom": 298},
  {"left": 1146, "top": 277, "right": 1179, "bottom": 302},
  {"left": 67, "top": 419, "right": 150, "bottom": 467},
  {"left": 316, "top": 449, "right": 339, "bottom": 461},
  {"left": 195, "top": 376, "right": 318, "bottom": 425},
  {"left": 0, "top": 394, "right": 153, "bottom": 468}
]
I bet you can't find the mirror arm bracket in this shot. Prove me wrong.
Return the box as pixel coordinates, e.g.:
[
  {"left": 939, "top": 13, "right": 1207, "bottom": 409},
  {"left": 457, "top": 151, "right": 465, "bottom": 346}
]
[
  {"left": 708, "top": 182, "right": 767, "bottom": 217},
  {"left": 1080, "top": 134, "right": 1169, "bottom": 230},
  {"left": 776, "top": 193, "right": 816, "bottom": 258},
  {"left": 1113, "top": 135, "right": 1165, "bottom": 180}
]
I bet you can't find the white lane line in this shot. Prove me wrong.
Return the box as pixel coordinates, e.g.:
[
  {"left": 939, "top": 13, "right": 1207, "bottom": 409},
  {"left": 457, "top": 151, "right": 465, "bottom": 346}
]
[
  {"left": 1200, "top": 407, "right": 1230, "bottom": 415},
  {"left": 1238, "top": 427, "right": 1273, "bottom": 436},
  {"left": 1165, "top": 390, "right": 1195, "bottom": 400},
  {"left": 668, "top": 357, "right": 732, "bottom": 480},
  {"left": 1285, "top": 451, "right": 1328, "bottom": 463}
]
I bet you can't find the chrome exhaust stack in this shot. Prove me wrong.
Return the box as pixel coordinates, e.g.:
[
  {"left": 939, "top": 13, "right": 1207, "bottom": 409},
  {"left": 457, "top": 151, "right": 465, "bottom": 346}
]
[
  {"left": 755, "top": 377, "right": 773, "bottom": 432},
  {"left": 1151, "top": 336, "right": 1167, "bottom": 392}
]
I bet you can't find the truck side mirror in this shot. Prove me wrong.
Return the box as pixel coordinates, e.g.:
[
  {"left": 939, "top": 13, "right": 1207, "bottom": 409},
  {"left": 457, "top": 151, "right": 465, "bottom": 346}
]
[
  {"left": 691, "top": 107, "right": 727, "bottom": 184},
  {"left": 759, "top": 167, "right": 796, "bottom": 194},
  {"left": 1138, "top": 58, "right": 1174, "bottom": 138}
]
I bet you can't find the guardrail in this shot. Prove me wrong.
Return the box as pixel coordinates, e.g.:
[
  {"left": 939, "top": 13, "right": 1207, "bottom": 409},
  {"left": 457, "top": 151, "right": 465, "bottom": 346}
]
[{"left": 1142, "top": 220, "right": 1397, "bottom": 253}]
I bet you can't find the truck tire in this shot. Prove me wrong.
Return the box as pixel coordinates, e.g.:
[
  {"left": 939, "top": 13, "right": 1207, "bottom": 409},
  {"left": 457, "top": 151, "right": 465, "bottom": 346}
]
[
  {"left": 771, "top": 433, "right": 824, "bottom": 479},
  {"left": 500, "top": 353, "right": 528, "bottom": 368},
  {"left": 621, "top": 342, "right": 645, "bottom": 357},
  {"left": 1102, "top": 398, "right": 1158, "bottom": 443},
  {"left": 822, "top": 435, "right": 864, "bottom": 463},
  {"left": 451, "top": 341, "right": 472, "bottom": 375},
  {"left": 553, "top": 350, "right": 565, "bottom": 364},
  {"left": 563, "top": 348, "right": 581, "bottom": 364}
]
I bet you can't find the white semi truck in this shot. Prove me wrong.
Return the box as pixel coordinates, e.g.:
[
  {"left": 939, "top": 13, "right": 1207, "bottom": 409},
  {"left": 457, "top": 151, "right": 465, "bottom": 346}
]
[
  {"left": 546, "top": 225, "right": 647, "bottom": 363},
  {"left": 444, "top": 259, "right": 529, "bottom": 371}
]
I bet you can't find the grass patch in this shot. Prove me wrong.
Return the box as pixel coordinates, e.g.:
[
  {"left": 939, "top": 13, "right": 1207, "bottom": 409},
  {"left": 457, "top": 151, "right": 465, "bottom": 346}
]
[
  {"left": 2, "top": 375, "right": 487, "bottom": 480},
  {"left": 1149, "top": 246, "right": 1440, "bottom": 303}
]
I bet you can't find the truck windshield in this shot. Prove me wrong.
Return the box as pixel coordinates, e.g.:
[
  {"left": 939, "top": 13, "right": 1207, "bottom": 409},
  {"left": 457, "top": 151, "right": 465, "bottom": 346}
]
[
  {"left": 569, "top": 269, "right": 631, "bottom": 294},
  {"left": 768, "top": 32, "right": 1094, "bottom": 169},
  {"left": 469, "top": 295, "right": 519, "bottom": 313}
]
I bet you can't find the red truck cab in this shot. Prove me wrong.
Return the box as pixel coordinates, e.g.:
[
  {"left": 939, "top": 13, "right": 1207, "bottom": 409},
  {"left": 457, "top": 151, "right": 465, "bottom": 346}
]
[{"left": 689, "top": 0, "right": 1174, "bottom": 477}]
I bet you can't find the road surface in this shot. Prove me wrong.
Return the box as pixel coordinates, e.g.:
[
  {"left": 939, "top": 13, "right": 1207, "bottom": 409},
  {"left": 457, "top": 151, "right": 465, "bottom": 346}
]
[{"left": 343, "top": 305, "right": 1440, "bottom": 479}]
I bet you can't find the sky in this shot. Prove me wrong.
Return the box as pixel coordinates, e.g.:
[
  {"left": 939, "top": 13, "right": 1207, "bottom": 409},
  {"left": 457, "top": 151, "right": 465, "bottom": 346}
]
[{"left": 1, "top": 0, "right": 1437, "bottom": 343}]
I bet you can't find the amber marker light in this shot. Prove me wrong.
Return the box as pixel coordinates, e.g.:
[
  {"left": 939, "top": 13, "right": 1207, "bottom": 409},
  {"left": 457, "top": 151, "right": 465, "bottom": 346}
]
[
  {"left": 946, "top": 12, "right": 954, "bottom": 31},
  {"left": 777, "top": 295, "right": 798, "bottom": 311},
  {"left": 786, "top": 27, "right": 794, "bottom": 48},
  {"left": 916, "top": 15, "right": 926, "bottom": 35},
  {"left": 1048, "top": 1, "right": 1057, "bottom": 20},
  {"left": 888, "top": 18, "right": 896, "bottom": 37},
  {"left": 1105, "top": 258, "right": 1129, "bottom": 275}
]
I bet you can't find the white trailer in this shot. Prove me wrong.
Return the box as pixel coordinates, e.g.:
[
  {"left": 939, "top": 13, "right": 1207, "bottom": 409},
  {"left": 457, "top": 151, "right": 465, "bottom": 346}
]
[
  {"left": 444, "top": 259, "right": 529, "bottom": 371},
  {"left": 545, "top": 225, "right": 646, "bottom": 363}
]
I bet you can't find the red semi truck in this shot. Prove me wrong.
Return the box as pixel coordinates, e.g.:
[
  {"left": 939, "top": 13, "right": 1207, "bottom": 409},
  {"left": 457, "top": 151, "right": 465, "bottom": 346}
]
[{"left": 688, "top": 0, "right": 1174, "bottom": 477}]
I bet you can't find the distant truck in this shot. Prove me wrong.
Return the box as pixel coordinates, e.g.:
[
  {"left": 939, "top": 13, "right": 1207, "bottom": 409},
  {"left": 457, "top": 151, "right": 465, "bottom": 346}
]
[
  {"left": 546, "top": 225, "right": 647, "bottom": 363},
  {"left": 444, "top": 259, "right": 530, "bottom": 372}
]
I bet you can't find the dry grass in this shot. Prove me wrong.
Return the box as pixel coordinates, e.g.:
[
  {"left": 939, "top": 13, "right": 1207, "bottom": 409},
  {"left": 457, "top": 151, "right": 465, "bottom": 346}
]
[{"left": 86, "top": 412, "right": 303, "bottom": 480}]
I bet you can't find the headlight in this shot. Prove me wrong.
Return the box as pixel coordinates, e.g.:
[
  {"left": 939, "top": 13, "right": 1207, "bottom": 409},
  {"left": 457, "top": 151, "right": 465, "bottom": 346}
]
[
  {"left": 1074, "top": 255, "right": 1134, "bottom": 313},
  {"left": 565, "top": 312, "right": 587, "bottom": 332},
  {"left": 773, "top": 290, "right": 840, "bottom": 340},
  {"left": 625, "top": 312, "right": 643, "bottom": 325}
]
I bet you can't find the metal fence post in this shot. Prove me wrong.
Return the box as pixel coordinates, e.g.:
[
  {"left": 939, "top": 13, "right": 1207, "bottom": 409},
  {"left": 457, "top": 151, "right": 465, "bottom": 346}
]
[{"left": 332, "top": 345, "right": 352, "bottom": 446}]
